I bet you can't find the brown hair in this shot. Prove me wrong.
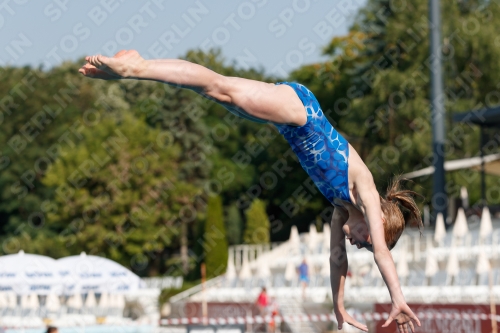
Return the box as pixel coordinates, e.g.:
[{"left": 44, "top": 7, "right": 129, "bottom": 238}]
[{"left": 381, "top": 176, "right": 423, "bottom": 250}]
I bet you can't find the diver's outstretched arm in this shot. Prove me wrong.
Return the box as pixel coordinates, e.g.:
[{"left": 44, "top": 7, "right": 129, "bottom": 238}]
[
  {"left": 354, "top": 171, "right": 420, "bottom": 332},
  {"left": 330, "top": 207, "right": 368, "bottom": 332},
  {"left": 79, "top": 50, "right": 306, "bottom": 126}
]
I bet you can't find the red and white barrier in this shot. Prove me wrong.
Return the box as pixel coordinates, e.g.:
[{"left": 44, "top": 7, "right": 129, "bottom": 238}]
[{"left": 160, "top": 312, "right": 500, "bottom": 326}]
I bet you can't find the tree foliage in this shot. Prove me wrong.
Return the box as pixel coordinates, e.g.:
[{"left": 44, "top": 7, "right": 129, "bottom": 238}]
[
  {"left": 204, "top": 195, "right": 228, "bottom": 279},
  {"left": 225, "top": 203, "right": 243, "bottom": 245},
  {"left": 290, "top": 0, "right": 500, "bottom": 204},
  {"left": 243, "top": 199, "right": 270, "bottom": 245},
  {"left": 42, "top": 113, "right": 198, "bottom": 269},
  {"left": 2, "top": 0, "right": 500, "bottom": 278}
]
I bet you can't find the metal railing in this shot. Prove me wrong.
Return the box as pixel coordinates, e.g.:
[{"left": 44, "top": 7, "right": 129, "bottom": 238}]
[{"left": 169, "top": 276, "right": 225, "bottom": 303}]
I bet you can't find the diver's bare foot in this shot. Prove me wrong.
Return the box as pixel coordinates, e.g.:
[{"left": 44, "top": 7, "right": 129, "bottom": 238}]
[
  {"left": 82, "top": 49, "right": 147, "bottom": 78},
  {"left": 78, "top": 63, "right": 122, "bottom": 80}
]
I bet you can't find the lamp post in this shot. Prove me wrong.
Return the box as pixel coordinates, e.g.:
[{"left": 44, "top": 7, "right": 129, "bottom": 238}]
[{"left": 429, "top": 0, "right": 447, "bottom": 221}]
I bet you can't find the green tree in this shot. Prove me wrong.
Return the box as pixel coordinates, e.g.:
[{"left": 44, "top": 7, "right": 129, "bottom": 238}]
[
  {"left": 225, "top": 203, "right": 243, "bottom": 245},
  {"left": 243, "top": 199, "right": 270, "bottom": 244},
  {"left": 204, "top": 195, "right": 228, "bottom": 278},
  {"left": 290, "top": 0, "right": 500, "bottom": 206},
  {"left": 41, "top": 113, "right": 198, "bottom": 270},
  {"left": 0, "top": 63, "right": 99, "bottom": 254}
]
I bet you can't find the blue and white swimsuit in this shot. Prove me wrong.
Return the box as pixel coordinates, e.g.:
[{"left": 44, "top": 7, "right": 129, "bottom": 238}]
[
  {"left": 273, "top": 82, "right": 351, "bottom": 205},
  {"left": 219, "top": 81, "right": 352, "bottom": 205}
]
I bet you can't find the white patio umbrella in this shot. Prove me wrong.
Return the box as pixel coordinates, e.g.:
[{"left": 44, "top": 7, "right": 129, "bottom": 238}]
[
  {"left": 323, "top": 223, "right": 331, "bottom": 250},
  {"left": 453, "top": 208, "right": 468, "bottom": 238},
  {"left": 115, "top": 294, "right": 125, "bottom": 309},
  {"left": 434, "top": 213, "right": 446, "bottom": 243},
  {"left": 98, "top": 292, "right": 109, "bottom": 308},
  {"left": 20, "top": 294, "right": 29, "bottom": 309},
  {"left": 479, "top": 206, "right": 493, "bottom": 240},
  {"left": 57, "top": 252, "right": 143, "bottom": 294},
  {"left": 423, "top": 206, "right": 430, "bottom": 227},
  {"left": 28, "top": 293, "right": 39, "bottom": 309},
  {"left": 320, "top": 258, "right": 330, "bottom": 278},
  {"left": 284, "top": 260, "right": 297, "bottom": 281},
  {"left": 460, "top": 186, "right": 469, "bottom": 209},
  {"left": 238, "top": 257, "right": 252, "bottom": 280},
  {"left": 425, "top": 244, "right": 439, "bottom": 278},
  {"left": 308, "top": 224, "right": 318, "bottom": 252},
  {"left": 6, "top": 293, "right": 16, "bottom": 309},
  {"left": 256, "top": 255, "right": 271, "bottom": 279},
  {"left": 476, "top": 249, "right": 491, "bottom": 275},
  {"left": 108, "top": 294, "right": 122, "bottom": 316},
  {"left": 225, "top": 254, "right": 236, "bottom": 280},
  {"left": 108, "top": 294, "right": 118, "bottom": 308},
  {"left": 0, "top": 250, "right": 62, "bottom": 295},
  {"left": 289, "top": 226, "right": 300, "bottom": 254},
  {"left": 85, "top": 291, "right": 97, "bottom": 308},
  {"left": 396, "top": 246, "right": 409, "bottom": 278},
  {"left": 66, "top": 295, "right": 74, "bottom": 308},
  {"left": 0, "top": 292, "right": 7, "bottom": 308},
  {"left": 446, "top": 250, "right": 460, "bottom": 278},
  {"left": 67, "top": 294, "right": 82, "bottom": 310},
  {"left": 98, "top": 292, "right": 109, "bottom": 317},
  {"left": 45, "top": 293, "right": 61, "bottom": 312},
  {"left": 72, "top": 294, "right": 83, "bottom": 310}
]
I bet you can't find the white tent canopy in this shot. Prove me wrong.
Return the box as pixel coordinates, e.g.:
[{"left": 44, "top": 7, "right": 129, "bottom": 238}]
[
  {"left": 434, "top": 213, "right": 447, "bottom": 244},
  {"left": 425, "top": 241, "right": 438, "bottom": 277},
  {"left": 225, "top": 253, "right": 236, "bottom": 280},
  {"left": 320, "top": 258, "right": 330, "bottom": 278},
  {"left": 238, "top": 256, "right": 252, "bottom": 280},
  {"left": 323, "top": 223, "right": 331, "bottom": 249},
  {"left": 460, "top": 186, "right": 469, "bottom": 209},
  {"left": 256, "top": 255, "right": 271, "bottom": 279},
  {"left": 476, "top": 249, "right": 491, "bottom": 275},
  {"left": 56, "top": 252, "right": 144, "bottom": 295},
  {"left": 480, "top": 206, "right": 493, "bottom": 240},
  {"left": 397, "top": 245, "right": 409, "bottom": 278},
  {"left": 284, "top": 260, "right": 297, "bottom": 281},
  {"left": 308, "top": 224, "right": 318, "bottom": 252},
  {"left": 0, "top": 251, "right": 62, "bottom": 295},
  {"left": 289, "top": 226, "right": 300, "bottom": 255},
  {"left": 453, "top": 208, "right": 469, "bottom": 238},
  {"left": 447, "top": 249, "right": 460, "bottom": 277}
]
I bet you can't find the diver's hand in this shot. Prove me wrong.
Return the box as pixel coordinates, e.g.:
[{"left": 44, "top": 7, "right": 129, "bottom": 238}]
[
  {"left": 335, "top": 308, "right": 368, "bottom": 332},
  {"left": 382, "top": 302, "right": 421, "bottom": 332}
]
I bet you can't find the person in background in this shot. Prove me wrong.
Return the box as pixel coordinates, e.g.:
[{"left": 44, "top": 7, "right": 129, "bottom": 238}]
[
  {"left": 46, "top": 327, "right": 58, "bottom": 333},
  {"left": 298, "top": 258, "right": 310, "bottom": 299},
  {"left": 268, "top": 296, "right": 280, "bottom": 332},
  {"left": 256, "top": 287, "right": 269, "bottom": 316}
]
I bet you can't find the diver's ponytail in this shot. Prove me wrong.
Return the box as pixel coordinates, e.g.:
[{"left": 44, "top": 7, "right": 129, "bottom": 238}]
[
  {"left": 381, "top": 176, "right": 423, "bottom": 249},
  {"left": 386, "top": 176, "right": 423, "bottom": 230}
]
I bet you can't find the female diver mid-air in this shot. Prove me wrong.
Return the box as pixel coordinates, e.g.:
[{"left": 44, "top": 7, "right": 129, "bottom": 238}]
[{"left": 79, "top": 50, "right": 422, "bottom": 333}]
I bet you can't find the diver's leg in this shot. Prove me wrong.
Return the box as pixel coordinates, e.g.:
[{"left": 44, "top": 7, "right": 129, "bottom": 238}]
[{"left": 80, "top": 50, "right": 306, "bottom": 126}]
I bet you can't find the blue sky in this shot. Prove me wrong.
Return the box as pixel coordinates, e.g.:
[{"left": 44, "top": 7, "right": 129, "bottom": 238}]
[{"left": 0, "top": 0, "right": 366, "bottom": 75}]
